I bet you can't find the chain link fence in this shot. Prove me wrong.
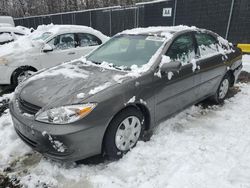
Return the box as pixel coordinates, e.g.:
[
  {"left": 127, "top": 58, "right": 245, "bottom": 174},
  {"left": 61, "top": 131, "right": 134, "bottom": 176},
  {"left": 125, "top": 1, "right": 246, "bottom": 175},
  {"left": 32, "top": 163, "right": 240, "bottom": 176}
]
[{"left": 14, "top": 0, "right": 250, "bottom": 44}]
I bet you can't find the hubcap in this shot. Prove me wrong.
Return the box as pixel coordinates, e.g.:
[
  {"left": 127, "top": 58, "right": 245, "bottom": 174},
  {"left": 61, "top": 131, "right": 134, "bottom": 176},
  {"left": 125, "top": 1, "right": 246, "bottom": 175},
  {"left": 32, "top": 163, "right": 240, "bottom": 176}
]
[
  {"left": 17, "top": 71, "right": 33, "bottom": 84},
  {"left": 115, "top": 116, "right": 142, "bottom": 151},
  {"left": 219, "top": 79, "right": 229, "bottom": 99}
]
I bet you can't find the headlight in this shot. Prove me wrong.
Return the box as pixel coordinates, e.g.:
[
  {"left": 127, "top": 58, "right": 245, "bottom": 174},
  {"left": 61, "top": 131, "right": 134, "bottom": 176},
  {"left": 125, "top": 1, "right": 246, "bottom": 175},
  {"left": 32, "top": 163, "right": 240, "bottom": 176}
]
[
  {"left": 0, "top": 57, "right": 8, "bottom": 65},
  {"left": 35, "top": 103, "right": 97, "bottom": 124}
]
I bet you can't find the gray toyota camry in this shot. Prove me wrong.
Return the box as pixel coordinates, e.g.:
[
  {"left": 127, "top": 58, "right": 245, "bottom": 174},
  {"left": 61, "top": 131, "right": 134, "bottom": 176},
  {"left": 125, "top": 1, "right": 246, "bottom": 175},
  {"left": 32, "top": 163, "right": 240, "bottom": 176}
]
[{"left": 10, "top": 26, "right": 242, "bottom": 162}]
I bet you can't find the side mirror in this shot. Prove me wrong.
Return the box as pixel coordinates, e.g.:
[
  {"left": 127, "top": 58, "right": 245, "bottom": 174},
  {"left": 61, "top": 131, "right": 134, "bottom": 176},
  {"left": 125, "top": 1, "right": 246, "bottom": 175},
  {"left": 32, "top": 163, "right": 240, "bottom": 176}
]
[
  {"left": 161, "top": 60, "right": 182, "bottom": 73},
  {"left": 43, "top": 44, "right": 53, "bottom": 53}
]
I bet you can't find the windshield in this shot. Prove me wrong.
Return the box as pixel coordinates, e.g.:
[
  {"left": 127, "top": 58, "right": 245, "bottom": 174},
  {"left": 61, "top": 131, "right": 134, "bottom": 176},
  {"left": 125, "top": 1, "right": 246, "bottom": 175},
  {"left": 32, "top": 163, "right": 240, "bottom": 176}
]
[
  {"left": 87, "top": 35, "right": 164, "bottom": 68},
  {"left": 32, "top": 32, "right": 53, "bottom": 41}
]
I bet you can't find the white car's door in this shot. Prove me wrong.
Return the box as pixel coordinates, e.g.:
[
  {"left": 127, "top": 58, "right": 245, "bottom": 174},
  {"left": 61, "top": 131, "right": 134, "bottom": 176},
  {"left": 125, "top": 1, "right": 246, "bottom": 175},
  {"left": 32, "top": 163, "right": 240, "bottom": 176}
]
[
  {"left": 73, "top": 33, "right": 103, "bottom": 58},
  {"left": 38, "top": 33, "right": 79, "bottom": 69}
]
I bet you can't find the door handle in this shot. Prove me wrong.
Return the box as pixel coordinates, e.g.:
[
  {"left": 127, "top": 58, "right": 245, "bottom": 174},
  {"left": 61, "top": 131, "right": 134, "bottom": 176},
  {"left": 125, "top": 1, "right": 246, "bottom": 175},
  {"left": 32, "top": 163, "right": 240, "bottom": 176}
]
[{"left": 68, "top": 52, "right": 76, "bottom": 55}]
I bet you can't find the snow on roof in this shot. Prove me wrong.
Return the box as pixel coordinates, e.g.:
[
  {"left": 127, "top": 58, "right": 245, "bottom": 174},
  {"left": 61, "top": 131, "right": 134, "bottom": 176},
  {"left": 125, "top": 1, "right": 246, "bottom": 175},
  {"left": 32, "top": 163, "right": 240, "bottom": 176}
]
[
  {"left": 121, "top": 25, "right": 197, "bottom": 36},
  {"left": 34, "top": 24, "right": 107, "bottom": 38}
]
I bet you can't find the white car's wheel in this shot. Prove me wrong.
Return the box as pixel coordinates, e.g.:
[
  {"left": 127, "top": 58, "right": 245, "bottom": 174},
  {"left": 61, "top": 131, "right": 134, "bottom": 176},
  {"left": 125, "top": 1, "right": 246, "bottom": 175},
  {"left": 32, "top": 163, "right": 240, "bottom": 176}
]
[{"left": 11, "top": 67, "right": 36, "bottom": 87}]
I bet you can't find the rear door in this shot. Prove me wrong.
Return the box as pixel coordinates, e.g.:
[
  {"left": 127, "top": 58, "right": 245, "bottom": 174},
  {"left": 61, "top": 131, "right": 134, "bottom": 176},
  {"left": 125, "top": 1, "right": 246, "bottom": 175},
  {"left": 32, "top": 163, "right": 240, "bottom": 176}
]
[
  {"left": 194, "top": 32, "right": 227, "bottom": 99},
  {"left": 154, "top": 32, "right": 199, "bottom": 124}
]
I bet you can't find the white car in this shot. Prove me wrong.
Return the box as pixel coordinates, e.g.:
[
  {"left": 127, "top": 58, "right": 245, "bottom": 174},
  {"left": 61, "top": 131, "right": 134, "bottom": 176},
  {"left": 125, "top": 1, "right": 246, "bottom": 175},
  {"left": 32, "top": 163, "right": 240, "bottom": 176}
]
[
  {"left": 0, "top": 26, "right": 28, "bottom": 45},
  {"left": 0, "top": 24, "right": 109, "bottom": 86}
]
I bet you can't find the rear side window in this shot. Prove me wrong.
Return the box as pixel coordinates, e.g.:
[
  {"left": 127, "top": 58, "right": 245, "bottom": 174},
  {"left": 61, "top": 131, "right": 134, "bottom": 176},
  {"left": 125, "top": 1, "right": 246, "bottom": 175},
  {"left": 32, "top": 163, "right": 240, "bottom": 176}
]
[
  {"left": 76, "top": 33, "right": 102, "bottom": 47},
  {"left": 47, "top": 33, "right": 76, "bottom": 51},
  {"left": 195, "top": 33, "right": 219, "bottom": 56},
  {"left": 166, "top": 34, "right": 196, "bottom": 65}
]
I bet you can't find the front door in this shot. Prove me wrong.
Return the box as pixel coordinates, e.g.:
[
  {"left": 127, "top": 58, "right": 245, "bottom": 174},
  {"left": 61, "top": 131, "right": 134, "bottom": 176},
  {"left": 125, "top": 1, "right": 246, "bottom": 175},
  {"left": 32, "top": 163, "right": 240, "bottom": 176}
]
[
  {"left": 154, "top": 32, "right": 199, "bottom": 124},
  {"left": 39, "top": 33, "right": 79, "bottom": 69}
]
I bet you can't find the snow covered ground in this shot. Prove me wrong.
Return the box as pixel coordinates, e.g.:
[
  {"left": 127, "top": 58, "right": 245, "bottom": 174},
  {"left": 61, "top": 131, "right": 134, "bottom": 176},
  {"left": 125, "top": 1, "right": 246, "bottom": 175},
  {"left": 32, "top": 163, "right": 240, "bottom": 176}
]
[{"left": 0, "top": 56, "right": 250, "bottom": 188}]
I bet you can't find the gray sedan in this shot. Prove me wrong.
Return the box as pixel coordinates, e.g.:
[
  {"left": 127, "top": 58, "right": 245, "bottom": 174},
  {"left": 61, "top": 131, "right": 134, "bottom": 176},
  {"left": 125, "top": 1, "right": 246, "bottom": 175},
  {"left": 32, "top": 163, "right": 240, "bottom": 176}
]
[{"left": 10, "top": 26, "right": 242, "bottom": 162}]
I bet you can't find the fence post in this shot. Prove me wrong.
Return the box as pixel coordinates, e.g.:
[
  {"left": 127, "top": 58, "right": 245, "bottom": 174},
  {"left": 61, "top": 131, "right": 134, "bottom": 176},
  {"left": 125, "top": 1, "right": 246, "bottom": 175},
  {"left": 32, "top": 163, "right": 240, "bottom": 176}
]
[
  {"left": 137, "top": 7, "right": 139, "bottom": 27},
  {"left": 109, "top": 9, "right": 112, "bottom": 36},
  {"left": 89, "top": 11, "right": 92, "bottom": 27},
  {"left": 226, "top": 0, "right": 235, "bottom": 39},
  {"left": 173, "top": 0, "right": 177, "bottom": 26}
]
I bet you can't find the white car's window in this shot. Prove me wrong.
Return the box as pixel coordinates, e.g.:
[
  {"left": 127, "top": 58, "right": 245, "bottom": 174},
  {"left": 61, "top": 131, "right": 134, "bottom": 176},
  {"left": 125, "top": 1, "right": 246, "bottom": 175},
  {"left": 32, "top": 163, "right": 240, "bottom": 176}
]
[
  {"left": 77, "top": 33, "right": 102, "bottom": 47},
  {"left": 47, "top": 33, "right": 76, "bottom": 51},
  {"left": 166, "top": 34, "right": 196, "bottom": 65},
  {"left": 195, "top": 33, "right": 220, "bottom": 57}
]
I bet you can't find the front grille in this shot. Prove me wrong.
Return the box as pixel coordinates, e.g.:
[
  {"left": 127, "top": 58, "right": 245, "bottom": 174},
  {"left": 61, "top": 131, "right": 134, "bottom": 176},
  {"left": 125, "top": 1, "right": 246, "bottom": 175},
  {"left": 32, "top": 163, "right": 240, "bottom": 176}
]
[
  {"left": 15, "top": 128, "right": 37, "bottom": 148},
  {"left": 18, "top": 98, "right": 41, "bottom": 115}
]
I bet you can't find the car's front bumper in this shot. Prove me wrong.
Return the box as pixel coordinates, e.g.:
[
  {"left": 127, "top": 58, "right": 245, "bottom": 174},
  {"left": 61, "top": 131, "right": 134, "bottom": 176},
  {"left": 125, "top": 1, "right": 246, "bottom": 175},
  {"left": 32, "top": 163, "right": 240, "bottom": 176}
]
[{"left": 9, "top": 101, "right": 108, "bottom": 162}]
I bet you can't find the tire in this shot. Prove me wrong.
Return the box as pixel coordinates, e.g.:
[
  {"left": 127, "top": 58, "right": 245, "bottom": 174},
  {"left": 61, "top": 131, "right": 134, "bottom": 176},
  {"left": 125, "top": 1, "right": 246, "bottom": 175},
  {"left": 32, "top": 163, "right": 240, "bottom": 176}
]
[
  {"left": 104, "top": 107, "right": 145, "bottom": 160},
  {"left": 11, "top": 67, "right": 36, "bottom": 87},
  {"left": 211, "top": 74, "right": 230, "bottom": 104}
]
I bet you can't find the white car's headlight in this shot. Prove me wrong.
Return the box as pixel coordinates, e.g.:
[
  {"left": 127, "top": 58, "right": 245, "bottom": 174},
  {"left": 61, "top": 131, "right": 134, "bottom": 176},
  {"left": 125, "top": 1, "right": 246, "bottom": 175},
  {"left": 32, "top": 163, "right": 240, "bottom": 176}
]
[
  {"left": 35, "top": 103, "right": 97, "bottom": 124},
  {"left": 0, "top": 57, "right": 8, "bottom": 65}
]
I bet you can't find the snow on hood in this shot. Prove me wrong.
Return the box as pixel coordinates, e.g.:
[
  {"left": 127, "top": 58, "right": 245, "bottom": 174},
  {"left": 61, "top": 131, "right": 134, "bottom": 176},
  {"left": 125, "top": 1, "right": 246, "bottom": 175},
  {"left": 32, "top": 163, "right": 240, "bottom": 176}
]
[{"left": 17, "top": 59, "right": 128, "bottom": 108}]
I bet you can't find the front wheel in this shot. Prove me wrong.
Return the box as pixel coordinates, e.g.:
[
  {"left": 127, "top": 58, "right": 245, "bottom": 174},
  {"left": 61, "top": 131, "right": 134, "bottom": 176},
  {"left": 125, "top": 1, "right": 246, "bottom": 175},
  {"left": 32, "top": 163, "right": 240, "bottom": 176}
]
[
  {"left": 211, "top": 74, "right": 230, "bottom": 104},
  {"left": 104, "top": 107, "right": 145, "bottom": 160},
  {"left": 11, "top": 67, "right": 36, "bottom": 87}
]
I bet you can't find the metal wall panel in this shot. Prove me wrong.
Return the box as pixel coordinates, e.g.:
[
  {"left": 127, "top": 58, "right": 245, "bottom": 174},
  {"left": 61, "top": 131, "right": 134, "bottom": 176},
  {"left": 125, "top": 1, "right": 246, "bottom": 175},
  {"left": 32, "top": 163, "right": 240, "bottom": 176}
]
[
  {"left": 13, "top": 0, "right": 250, "bottom": 43},
  {"left": 75, "top": 11, "right": 91, "bottom": 26},
  {"left": 91, "top": 10, "right": 111, "bottom": 36},
  {"left": 51, "top": 14, "right": 62, "bottom": 24},
  {"left": 142, "top": 1, "right": 175, "bottom": 27},
  {"left": 111, "top": 8, "right": 137, "bottom": 35},
  {"left": 175, "top": 0, "right": 231, "bottom": 38},
  {"left": 228, "top": 0, "right": 250, "bottom": 43}
]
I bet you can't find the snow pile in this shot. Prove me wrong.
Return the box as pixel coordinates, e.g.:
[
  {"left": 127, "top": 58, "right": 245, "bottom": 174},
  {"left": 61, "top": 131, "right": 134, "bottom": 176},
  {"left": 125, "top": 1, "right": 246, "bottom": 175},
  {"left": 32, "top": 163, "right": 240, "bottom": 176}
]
[
  {"left": 0, "top": 110, "right": 31, "bottom": 167},
  {"left": 0, "top": 33, "right": 13, "bottom": 43}
]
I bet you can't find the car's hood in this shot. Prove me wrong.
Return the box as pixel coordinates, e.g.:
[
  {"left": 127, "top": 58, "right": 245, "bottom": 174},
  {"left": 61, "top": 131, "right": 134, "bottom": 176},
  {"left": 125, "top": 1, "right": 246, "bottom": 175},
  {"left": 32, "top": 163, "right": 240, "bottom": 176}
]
[
  {"left": 18, "top": 61, "right": 129, "bottom": 108},
  {"left": 0, "top": 37, "right": 42, "bottom": 59}
]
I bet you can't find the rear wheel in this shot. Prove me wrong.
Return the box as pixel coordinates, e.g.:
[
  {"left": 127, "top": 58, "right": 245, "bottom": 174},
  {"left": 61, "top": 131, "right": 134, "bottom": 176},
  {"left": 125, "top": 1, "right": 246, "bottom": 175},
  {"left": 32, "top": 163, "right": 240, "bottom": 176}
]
[
  {"left": 104, "top": 107, "right": 145, "bottom": 160},
  {"left": 211, "top": 74, "right": 230, "bottom": 104}
]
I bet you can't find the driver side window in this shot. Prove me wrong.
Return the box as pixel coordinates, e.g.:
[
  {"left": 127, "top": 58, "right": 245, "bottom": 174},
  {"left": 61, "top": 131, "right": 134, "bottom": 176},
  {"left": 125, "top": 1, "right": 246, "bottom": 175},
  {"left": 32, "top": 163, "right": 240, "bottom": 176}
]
[
  {"left": 166, "top": 34, "right": 196, "bottom": 65},
  {"left": 47, "top": 33, "right": 76, "bottom": 51}
]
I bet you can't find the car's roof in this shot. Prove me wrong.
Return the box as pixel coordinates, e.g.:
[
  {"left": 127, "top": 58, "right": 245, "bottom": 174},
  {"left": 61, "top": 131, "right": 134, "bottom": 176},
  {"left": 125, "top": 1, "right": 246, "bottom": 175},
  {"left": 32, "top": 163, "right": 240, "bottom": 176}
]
[
  {"left": 120, "top": 25, "right": 199, "bottom": 36},
  {"left": 34, "top": 24, "right": 108, "bottom": 40}
]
